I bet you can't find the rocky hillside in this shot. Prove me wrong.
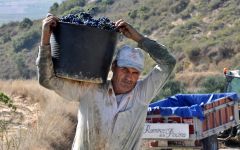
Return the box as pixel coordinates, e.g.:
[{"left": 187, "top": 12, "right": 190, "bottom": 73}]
[{"left": 0, "top": 0, "right": 239, "bottom": 94}]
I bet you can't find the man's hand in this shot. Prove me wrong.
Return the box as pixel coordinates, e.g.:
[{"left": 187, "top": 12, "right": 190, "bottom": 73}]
[
  {"left": 41, "top": 15, "right": 59, "bottom": 46},
  {"left": 115, "top": 19, "right": 144, "bottom": 43}
]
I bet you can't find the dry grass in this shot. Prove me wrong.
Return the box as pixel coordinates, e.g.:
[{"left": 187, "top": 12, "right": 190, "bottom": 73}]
[
  {"left": 0, "top": 80, "right": 78, "bottom": 150},
  {"left": 175, "top": 71, "right": 222, "bottom": 92},
  {"left": 19, "top": 98, "right": 77, "bottom": 150},
  {"left": 0, "top": 80, "right": 47, "bottom": 105}
]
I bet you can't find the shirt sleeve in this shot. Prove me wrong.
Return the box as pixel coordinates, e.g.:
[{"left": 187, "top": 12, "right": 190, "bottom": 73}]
[
  {"left": 136, "top": 37, "right": 176, "bottom": 104},
  {"left": 36, "top": 45, "right": 91, "bottom": 101}
]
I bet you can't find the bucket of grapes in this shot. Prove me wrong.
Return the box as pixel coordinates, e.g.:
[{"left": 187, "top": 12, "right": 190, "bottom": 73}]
[{"left": 50, "top": 12, "right": 118, "bottom": 83}]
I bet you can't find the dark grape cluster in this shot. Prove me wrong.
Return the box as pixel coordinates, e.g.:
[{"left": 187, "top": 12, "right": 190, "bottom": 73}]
[{"left": 60, "top": 12, "right": 116, "bottom": 31}]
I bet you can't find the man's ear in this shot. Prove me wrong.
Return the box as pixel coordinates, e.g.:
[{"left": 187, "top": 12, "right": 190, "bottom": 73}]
[{"left": 111, "top": 60, "right": 117, "bottom": 71}]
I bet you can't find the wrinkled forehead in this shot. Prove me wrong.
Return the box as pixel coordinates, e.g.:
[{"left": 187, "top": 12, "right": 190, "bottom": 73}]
[{"left": 115, "top": 65, "right": 140, "bottom": 72}]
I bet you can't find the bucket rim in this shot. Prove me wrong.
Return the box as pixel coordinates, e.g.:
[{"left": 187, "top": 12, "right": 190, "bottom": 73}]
[{"left": 58, "top": 21, "right": 118, "bottom": 34}]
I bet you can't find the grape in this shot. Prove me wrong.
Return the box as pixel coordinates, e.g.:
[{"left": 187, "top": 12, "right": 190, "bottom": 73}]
[{"left": 60, "top": 12, "right": 117, "bottom": 32}]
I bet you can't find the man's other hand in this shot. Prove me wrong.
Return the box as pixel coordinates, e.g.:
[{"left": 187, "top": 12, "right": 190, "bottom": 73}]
[
  {"left": 41, "top": 15, "right": 59, "bottom": 46},
  {"left": 115, "top": 19, "right": 144, "bottom": 43}
]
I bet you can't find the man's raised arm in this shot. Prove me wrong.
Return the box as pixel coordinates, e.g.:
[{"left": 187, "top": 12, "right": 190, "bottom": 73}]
[{"left": 115, "top": 19, "right": 176, "bottom": 102}]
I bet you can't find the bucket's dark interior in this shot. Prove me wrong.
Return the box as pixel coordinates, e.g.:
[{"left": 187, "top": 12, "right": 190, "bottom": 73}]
[{"left": 50, "top": 22, "right": 118, "bottom": 83}]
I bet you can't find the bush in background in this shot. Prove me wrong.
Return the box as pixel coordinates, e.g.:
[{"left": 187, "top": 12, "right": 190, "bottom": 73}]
[
  {"left": 19, "top": 18, "right": 33, "bottom": 29},
  {"left": 13, "top": 53, "right": 35, "bottom": 79},
  {"left": 0, "top": 92, "right": 16, "bottom": 110},
  {"left": 154, "top": 79, "right": 185, "bottom": 102},
  {"left": 54, "top": 0, "right": 85, "bottom": 15},
  {"left": 12, "top": 29, "right": 40, "bottom": 53},
  {"left": 199, "top": 75, "right": 226, "bottom": 93},
  {"left": 0, "top": 33, "right": 11, "bottom": 44},
  {"left": 170, "top": 0, "right": 189, "bottom": 14}
]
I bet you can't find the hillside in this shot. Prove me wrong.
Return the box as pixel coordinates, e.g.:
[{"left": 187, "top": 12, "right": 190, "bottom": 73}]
[{"left": 0, "top": 0, "right": 239, "bottom": 95}]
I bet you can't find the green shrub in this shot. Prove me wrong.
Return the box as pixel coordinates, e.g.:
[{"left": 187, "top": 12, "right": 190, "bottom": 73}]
[
  {"left": 170, "top": 19, "right": 200, "bottom": 39},
  {"left": 101, "top": 0, "right": 114, "bottom": 5},
  {"left": 219, "top": 40, "right": 235, "bottom": 59},
  {"left": 50, "top": 2, "right": 59, "bottom": 14},
  {"left": 19, "top": 18, "right": 33, "bottom": 29},
  {"left": 12, "top": 29, "right": 40, "bottom": 52},
  {"left": 85, "top": 1, "right": 109, "bottom": 13},
  {"left": 170, "top": 27, "right": 187, "bottom": 38},
  {"left": 128, "top": 10, "right": 138, "bottom": 19},
  {"left": 61, "top": 6, "right": 84, "bottom": 16},
  {"left": 209, "top": 21, "right": 224, "bottom": 31},
  {"left": 209, "top": 0, "right": 227, "bottom": 10},
  {"left": 139, "top": 6, "right": 150, "bottom": 13},
  {"left": 142, "top": 28, "right": 151, "bottom": 35},
  {"left": 186, "top": 46, "right": 201, "bottom": 62},
  {"left": 154, "top": 79, "right": 185, "bottom": 101},
  {"left": 133, "top": 0, "right": 138, "bottom": 4},
  {"left": 171, "top": 0, "right": 189, "bottom": 14},
  {"left": 13, "top": 53, "right": 34, "bottom": 79},
  {"left": 199, "top": 76, "right": 225, "bottom": 93},
  {"left": 0, "top": 33, "right": 11, "bottom": 44},
  {"left": 180, "top": 4, "right": 195, "bottom": 19},
  {"left": 0, "top": 92, "right": 16, "bottom": 111},
  {"left": 57, "top": 0, "right": 85, "bottom": 14},
  {"left": 137, "top": 6, "right": 151, "bottom": 20},
  {"left": 184, "top": 19, "right": 200, "bottom": 30}
]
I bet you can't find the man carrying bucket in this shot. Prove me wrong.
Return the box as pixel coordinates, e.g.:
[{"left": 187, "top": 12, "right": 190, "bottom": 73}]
[{"left": 37, "top": 15, "right": 176, "bottom": 150}]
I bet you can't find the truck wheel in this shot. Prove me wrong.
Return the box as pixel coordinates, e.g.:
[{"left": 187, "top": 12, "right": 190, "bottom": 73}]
[{"left": 201, "top": 135, "right": 218, "bottom": 150}]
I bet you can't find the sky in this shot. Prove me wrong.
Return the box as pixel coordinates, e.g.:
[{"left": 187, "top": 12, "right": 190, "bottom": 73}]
[{"left": 0, "top": 0, "right": 65, "bottom": 25}]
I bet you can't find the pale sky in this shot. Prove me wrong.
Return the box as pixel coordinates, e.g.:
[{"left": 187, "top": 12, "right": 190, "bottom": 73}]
[{"left": 0, "top": 0, "right": 64, "bottom": 24}]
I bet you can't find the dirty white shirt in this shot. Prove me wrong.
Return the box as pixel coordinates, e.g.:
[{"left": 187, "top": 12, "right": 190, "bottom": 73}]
[{"left": 36, "top": 37, "right": 176, "bottom": 150}]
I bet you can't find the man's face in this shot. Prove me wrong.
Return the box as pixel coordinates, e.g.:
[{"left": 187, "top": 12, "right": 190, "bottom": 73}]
[{"left": 111, "top": 64, "right": 140, "bottom": 95}]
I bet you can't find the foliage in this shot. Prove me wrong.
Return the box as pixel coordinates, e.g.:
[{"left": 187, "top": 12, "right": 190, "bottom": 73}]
[
  {"left": 19, "top": 18, "right": 33, "bottom": 29},
  {"left": 139, "top": 6, "right": 150, "bottom": 13},
  {"left": 100, "top": 0, "right": 114, "bottom": 5},
  {"left": 61, "top": 6, "right": 84, "bottom": 16},
  {"left": 54, "top": 0, "right": 85, "bottom": 15},
  {"left": 154, "top": 79, "right": 185, "bottom": 101},
  {"left": 199, "top": 76, "right": 226, "bottom": 93},
  {"left": 13, "top": 53, "right": 32, "bottom": 79},
  {"left": 12, "top": 29, "right": 40, "bottom": 52},
  {"left": 180, "top": 3, "right": 195, "bottom": 19},
  {"left": 186, "top": 46, "right": 201, "bottom": 63},
  {"left": 0, "top": 92, "right": 16, "bottom": 111},
  {"left": 170, "top": 0, "right": 189, "bottom": 14},
  {"left": 128, "top": 10, "right": 138, "bottom": 19},
  {"left": 208, "top": 0, "right": 227, "bottom": 10},
  {"left": 49, "top": 2, "right": 59, "bottom": 14},
  {"left": 0, "top": 33, "right": 11, "bottom": 44}
]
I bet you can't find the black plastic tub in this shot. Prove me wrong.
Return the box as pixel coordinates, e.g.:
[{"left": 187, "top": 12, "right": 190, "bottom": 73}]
[{"left": 50, "top": 22, "right": 118, "bottom": 83}]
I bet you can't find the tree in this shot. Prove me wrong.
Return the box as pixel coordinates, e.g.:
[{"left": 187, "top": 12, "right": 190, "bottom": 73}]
[
  {"left": 200, "top": 76, "right": 225, "bottom": 93},
  {"left": 19, "top": 18, "right": 33, "bottom": 29},
  {"left": 14, "top": 53, "right": 33, "bottom": 79},
  {"left": 154, "top": 79, "right": 185, "bottom": 101},
  {"left": 12, "top": 30, "right": 40, "bottom": 52},
  {"left": 50, "top": 2, "right": 59, "bottom": 14}
]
